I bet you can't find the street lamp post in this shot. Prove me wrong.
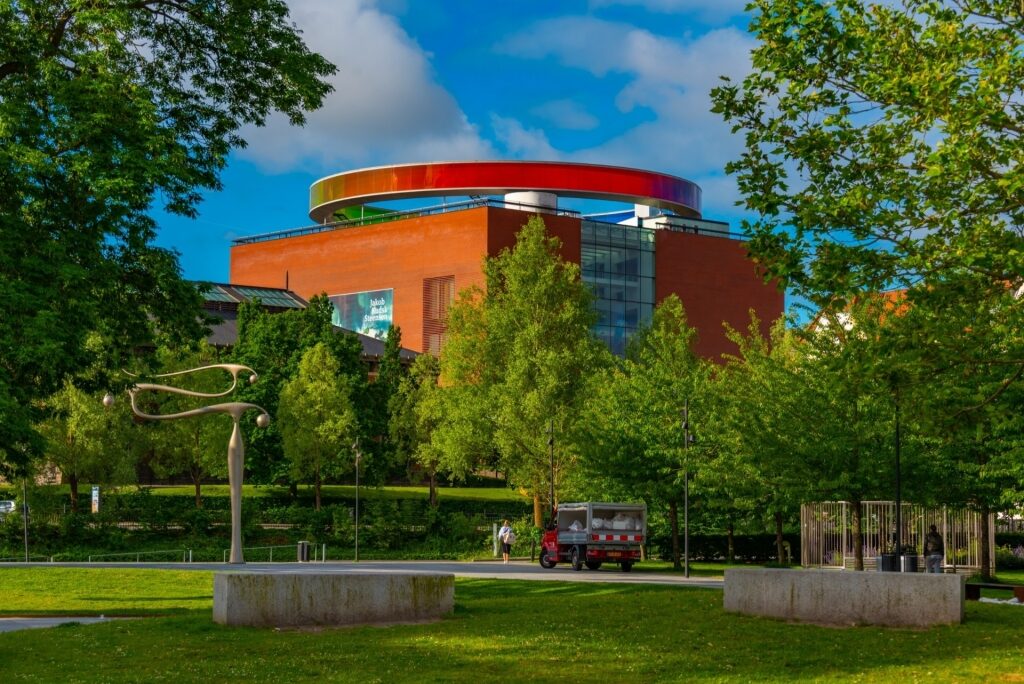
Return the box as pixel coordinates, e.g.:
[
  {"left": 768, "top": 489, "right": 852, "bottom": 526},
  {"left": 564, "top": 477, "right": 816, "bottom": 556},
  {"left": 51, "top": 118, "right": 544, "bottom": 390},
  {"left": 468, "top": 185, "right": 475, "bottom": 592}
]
[
  {"left": 547, "top": 420, "right": 555, "bottom": 521},
  {"left": 351, "top": 438, "right": 361, "bottom": 562},
  {"left": 104, "top": 364, "right": 269, "bottom": 564},
  {"left": 894, "top": 384, "right": 902, "bottom": 572},
  {"left": 681, "top": 400, "right": 694, "bottom": 579},
  {"left": 22, "top": 477, "right": 28, "bottom": 562}
]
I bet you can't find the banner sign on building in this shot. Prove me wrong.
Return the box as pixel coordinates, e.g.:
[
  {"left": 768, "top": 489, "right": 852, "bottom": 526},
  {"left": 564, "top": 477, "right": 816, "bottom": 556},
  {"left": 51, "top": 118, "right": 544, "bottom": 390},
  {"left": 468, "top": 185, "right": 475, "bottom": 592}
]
[{"left": 329, "top": 288, "right": 393, "bottom": 340}]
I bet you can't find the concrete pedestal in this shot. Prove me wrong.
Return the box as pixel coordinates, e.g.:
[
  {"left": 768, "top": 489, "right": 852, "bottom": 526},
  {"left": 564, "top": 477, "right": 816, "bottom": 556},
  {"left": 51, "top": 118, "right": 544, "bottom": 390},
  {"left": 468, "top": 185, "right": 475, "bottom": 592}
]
[
  {"left": 213, "top": 572, "right": 454, "bottom": 628},
  {"left": 724, "top": 568, "right": 964, "bottom": 627}
]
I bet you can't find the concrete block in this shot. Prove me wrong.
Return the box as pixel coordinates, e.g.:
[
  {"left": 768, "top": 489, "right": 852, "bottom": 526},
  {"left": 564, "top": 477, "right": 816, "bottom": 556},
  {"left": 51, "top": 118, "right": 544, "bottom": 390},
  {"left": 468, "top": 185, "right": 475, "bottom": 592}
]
[
  {"left": 723, "top": 568, "right": 964, "bottom": 628},
  {"left": 213, "top": 572, "right": 454, "bottom": 627}
]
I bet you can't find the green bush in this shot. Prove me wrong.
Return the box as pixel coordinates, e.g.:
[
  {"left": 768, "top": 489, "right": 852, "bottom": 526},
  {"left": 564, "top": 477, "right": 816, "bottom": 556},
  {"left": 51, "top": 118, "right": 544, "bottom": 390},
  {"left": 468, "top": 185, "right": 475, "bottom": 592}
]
[
  {"left": 995, "top": 545, "right": 1024, "bottom": 570},
  {"left": 182, "top": 508, "right": 212, "bottom": 538}
]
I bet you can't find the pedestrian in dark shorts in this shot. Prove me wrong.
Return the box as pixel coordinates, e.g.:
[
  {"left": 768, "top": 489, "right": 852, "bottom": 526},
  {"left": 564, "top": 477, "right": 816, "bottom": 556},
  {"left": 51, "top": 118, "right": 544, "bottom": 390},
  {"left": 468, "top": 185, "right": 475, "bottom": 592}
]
[{"left": 498, "top": 519, "right": 514, "bottom": 564}]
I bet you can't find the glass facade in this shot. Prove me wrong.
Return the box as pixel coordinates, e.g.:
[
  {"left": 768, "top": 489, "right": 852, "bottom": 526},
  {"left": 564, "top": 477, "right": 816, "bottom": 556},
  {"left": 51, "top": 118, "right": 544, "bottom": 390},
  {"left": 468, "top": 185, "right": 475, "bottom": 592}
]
[{"left": 581, "top": 220, "right": 656, "bottom": 356}]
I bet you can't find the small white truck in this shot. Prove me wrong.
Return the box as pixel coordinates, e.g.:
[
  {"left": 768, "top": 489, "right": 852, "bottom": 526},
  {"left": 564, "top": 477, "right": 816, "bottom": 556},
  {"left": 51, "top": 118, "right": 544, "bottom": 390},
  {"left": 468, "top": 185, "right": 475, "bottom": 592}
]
[{"left": 539, "top": 502, "right": 646, "bottom": 572}]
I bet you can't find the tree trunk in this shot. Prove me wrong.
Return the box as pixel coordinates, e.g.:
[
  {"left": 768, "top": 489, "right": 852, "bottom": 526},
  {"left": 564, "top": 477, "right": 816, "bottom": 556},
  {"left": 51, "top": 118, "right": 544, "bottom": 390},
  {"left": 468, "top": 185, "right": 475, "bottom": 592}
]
[
  {"left": 852, "top": 499, "right": 864, "bottom": 571},
  {"left": 980, "top": 504, "right": 993, "bottom": 581},
  {"left": 726, "top": 523, "right": 735, "bottom": 564},
  {"left": 669, "top": 500, "right": 681, "bottom": 570},
  {"left": 314, "top": 469, "right": 322, "bottom": 512},
  {"left": 190, "top": 465, "right": 202, "bottom": 509},
  {"left": 774, "top": 511, "right": 785, "bottom": 564},
  {"left": 428, "top": 469, "right": 438, "bottom": 508},
  {"left": 69, "top": 472, "right": 79, "bottom": 513},
  {"left": 289, "top": 481, "right": 298, "bottom": 500},
  {"left": 533, "top": 494, "right": 543, "bottom": 527}
]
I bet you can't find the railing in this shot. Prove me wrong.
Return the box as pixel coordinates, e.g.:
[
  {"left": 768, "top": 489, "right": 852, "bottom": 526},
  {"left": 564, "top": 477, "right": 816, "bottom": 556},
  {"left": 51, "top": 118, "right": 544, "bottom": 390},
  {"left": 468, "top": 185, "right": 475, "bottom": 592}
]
[
  {"left": 651, "top": 219, "right": 737, "bottom": 239},
  {"left": 222, "top": 543, "right": 327, "bottom": 563},
  {"left": 0, "top": 554, "right": 54, "bottom": 562},
  {"left": 88, "top": 549, "right": 193, "bottom": 563},
  {"left": 233, "top": 198, "right": 582, "bottom": 245}
]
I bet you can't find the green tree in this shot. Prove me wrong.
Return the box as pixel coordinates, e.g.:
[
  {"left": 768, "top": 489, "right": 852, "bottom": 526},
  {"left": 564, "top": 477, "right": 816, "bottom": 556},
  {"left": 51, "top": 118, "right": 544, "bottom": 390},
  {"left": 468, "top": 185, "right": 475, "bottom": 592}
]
[
  {"left": 278, "top": 343, "right": 358, "bottom": 510},
  {"left": 437, "top": 215, "right": 608, "bottom": 524},
  {"left": 363, "top": 325, "right": 407, "bottom": 482},
  {"left": 389, "top": 354, "right": 444, "bottom": 506},
  {"left": 38, "top": 379, "right": 140, "bottom": 512},
  {"left": 0, "top": 0, "right": 335, "bottom": 475},
  {"left": 711, "top": 1, "right": 1024, "bottom": 412},
  {"left": 574, "top": 296, "right": 709, "bottom": 569},
  {"left": 886, "top": 286, "right": 1024, "bottom": 578},
  {"left": 706, "top": 318, "right": 813, "bottom": 565},
  {"left": 377, "top": 325, "right": 406, "bottom": 400},
  {"left": 711, "top": 0, "right": 1023, "bottom": 306},
  {"left": 232, "top": 295, "right": 364, "bottom": 486},
  {"left": 145, "top": 345, "right": 233, "bottom": 508},
  {"left": 713, "top": 303, "right": 931, "bottom": 570},
  {"left": 711, "top": 1, "right": 1024, "bottom": 572}
]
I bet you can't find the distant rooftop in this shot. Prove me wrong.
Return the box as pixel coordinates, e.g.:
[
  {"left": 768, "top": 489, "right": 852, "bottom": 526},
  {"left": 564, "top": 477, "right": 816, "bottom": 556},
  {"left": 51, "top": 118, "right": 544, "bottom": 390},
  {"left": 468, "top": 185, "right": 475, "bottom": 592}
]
[
  {"left": 196, "top": 282, "right": 417, "bottom": 363},
  {"left": 199, "top": 282, "right": 307, "bottom": 312},
  {"left": 232, "top": 197, "right": 736, "bottom": 246}
]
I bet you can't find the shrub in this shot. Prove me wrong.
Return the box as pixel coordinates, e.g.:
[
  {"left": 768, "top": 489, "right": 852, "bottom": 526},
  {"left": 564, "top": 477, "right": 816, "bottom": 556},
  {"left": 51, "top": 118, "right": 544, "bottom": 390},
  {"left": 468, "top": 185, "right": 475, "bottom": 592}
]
[{"left": 995, "top": 545, "right": 1024, "bottom": 570}]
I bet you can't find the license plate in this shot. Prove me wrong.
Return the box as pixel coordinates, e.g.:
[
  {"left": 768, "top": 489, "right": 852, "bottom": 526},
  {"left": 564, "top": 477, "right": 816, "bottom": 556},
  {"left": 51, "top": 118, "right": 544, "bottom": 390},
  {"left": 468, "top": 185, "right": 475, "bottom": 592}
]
[{"left": 608, "top": 551, "right": 621, "bottom": 558}]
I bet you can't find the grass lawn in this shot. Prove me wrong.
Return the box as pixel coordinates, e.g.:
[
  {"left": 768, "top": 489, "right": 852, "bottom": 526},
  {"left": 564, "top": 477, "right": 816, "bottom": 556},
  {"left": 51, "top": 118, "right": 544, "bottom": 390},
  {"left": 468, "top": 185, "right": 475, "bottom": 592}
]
[{"left": 2, "top": 568, "right": 1024, "bottom": 682}]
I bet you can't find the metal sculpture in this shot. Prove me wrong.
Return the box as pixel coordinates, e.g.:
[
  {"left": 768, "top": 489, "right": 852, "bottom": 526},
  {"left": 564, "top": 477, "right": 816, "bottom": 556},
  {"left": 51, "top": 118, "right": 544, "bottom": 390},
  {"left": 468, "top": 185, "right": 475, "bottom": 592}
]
[{"left": 104, "top": 364, "right": 269, "bottom": 564}]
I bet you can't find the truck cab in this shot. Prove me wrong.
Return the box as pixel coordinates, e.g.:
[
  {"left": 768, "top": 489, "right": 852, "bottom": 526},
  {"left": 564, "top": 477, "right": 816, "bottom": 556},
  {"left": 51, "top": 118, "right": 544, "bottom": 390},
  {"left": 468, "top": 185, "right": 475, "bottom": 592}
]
[{"left": 540, "top": 502, "right": 646, "bottom": 572}]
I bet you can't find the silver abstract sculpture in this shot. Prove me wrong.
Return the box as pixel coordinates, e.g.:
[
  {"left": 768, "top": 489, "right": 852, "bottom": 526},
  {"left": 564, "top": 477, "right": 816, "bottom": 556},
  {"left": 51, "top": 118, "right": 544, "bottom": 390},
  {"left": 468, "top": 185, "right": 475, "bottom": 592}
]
[{"left": 104, "top": 364, "right": 269, "bottom": 564}]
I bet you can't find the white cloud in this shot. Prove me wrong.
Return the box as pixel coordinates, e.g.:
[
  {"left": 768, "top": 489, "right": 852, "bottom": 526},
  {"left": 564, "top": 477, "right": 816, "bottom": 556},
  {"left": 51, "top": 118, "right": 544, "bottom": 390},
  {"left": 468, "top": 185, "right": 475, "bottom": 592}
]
[
  {"left": 530, "top": 99, "right": 600, "bottom": 131},
  {"left": 499, "top": 19, "right": 756, "bottom": 216},
  {"left": 588, "top": 0, "right": 750, "bottom": 22},
  {"left": 237, "top": 0, "right": 492, "bottom": 172},
  {"left": 490, "top": 115, "right": 561, "bottom": 160}
]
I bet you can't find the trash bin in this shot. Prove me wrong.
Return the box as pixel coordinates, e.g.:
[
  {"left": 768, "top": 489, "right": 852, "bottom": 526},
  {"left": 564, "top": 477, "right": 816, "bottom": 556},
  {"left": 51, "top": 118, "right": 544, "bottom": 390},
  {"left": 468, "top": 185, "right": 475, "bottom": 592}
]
[
  {"left": 900, "top": 554, "right": 918, "bottom": 573},
  {"left": 297, "top": 540, "right": 310, "bottom": 562},
  {"left": 878, "top": 553, "right": 899, "bottom": 571}
]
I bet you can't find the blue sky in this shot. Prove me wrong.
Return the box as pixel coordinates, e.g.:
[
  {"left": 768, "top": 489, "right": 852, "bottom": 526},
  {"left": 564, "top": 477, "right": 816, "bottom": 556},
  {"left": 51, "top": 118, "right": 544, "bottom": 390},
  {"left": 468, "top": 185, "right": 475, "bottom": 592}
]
[{"left": 155, "top": 0, "right": 757, "bottom": 283}]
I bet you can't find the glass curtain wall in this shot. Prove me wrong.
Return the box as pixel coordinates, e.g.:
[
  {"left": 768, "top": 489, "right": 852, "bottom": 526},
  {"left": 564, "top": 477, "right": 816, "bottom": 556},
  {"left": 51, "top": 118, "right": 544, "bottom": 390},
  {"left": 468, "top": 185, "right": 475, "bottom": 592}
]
[{"left": 581, "top": 220, "right": 655, "bottom": 356}]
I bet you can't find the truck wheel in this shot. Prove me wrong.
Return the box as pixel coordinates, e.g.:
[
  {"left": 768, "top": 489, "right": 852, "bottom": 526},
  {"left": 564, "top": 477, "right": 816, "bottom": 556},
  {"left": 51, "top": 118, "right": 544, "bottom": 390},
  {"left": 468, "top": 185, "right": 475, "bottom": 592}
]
[
  {"left": 621, "top": 561, "right": 633, "bottom": 573},
  {"left": 585, "top": 560, "right": 602, "bottom": 571},
  {"left": 571, "top": 546, "right": 584, "bottom": 571},
  {"left": 539, "top": 548, "right": 557, "bottom": 569}
]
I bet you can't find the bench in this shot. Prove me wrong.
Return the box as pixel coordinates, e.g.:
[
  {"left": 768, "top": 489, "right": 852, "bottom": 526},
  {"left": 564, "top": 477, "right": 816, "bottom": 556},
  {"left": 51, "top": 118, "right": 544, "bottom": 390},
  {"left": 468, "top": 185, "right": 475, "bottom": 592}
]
[{"left": 965, "top": 583, "right": 1024, "bottom": 601}]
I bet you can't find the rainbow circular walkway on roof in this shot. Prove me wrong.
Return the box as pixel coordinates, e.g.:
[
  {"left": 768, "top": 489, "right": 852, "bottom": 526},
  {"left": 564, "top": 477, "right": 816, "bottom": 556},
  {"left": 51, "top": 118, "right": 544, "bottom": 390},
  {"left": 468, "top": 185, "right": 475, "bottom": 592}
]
[{"left": 308, "top": 160, "right": 702, "bottom": 223}]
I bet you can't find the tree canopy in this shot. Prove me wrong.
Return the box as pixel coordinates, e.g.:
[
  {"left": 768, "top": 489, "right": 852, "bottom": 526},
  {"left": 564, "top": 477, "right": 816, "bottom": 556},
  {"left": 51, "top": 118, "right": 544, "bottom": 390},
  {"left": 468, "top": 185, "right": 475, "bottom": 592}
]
[
  {"left": 574, "top": 296, "right": 709, "bottom": 568},
  {"left": 232, "top": 294, "right": 364, "bottom": 485},
  {"left": 278, "top": 343, "right": 358, "bottom": 511},
  {"left": 0, "top": 0, "right": 336, "bottom": 475},
  {"left": 436, "top": 215, "right": 608, "bottom": 524},
  {"left": 711, "top": 0, "right": 1024, "bottom": 302}
]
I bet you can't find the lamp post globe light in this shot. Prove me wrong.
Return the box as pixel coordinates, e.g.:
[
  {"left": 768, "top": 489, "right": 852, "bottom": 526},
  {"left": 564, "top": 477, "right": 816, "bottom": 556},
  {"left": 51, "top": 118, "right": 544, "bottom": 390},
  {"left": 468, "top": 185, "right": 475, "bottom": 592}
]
[{"left": 104, "top": 364, "right": 269, "bottom": 564}]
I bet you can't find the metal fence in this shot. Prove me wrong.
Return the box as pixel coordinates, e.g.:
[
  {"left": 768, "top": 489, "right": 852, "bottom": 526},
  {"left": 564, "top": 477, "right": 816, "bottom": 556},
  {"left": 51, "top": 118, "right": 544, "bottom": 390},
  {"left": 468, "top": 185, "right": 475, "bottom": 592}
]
[
  {"left": 221, "top": 544, "right": 327, "bottom": 563},
  {"left": 87, "top": 549, "right": 194, "bottom": 563},
  {"left": 801, "top": 501, "right": 995, "bottom": 574}
]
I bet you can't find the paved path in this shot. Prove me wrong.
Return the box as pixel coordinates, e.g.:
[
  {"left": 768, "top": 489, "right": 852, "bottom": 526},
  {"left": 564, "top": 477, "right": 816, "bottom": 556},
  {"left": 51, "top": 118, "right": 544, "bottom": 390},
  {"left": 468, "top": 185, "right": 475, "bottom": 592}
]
[
  {"left": 0, "top": 617, "right": 121, "bottom": 633},
  {"left": 1, "top": 560, "right": 722, "bottom": 633}
]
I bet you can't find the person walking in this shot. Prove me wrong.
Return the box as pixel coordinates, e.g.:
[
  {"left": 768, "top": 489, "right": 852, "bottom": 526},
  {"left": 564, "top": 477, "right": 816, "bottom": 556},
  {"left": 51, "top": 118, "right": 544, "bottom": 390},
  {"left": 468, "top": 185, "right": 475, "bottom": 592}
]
[
  {"left": 498, "top": 519, "right": 515, "bottom": 564},
  {"left": 924, "top": 524, "right": 944, "bottom": 573}
]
